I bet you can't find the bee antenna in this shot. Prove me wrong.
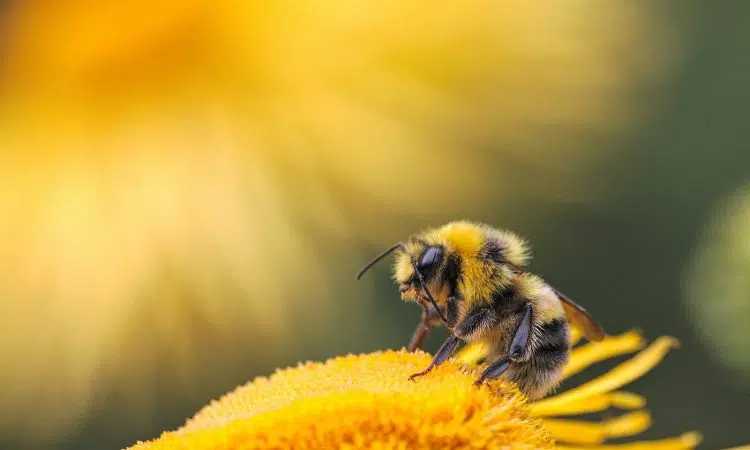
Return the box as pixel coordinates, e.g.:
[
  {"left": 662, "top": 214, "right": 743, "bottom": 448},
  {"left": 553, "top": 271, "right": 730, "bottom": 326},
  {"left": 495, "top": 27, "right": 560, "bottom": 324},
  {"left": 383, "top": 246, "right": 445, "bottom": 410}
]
[
  {"left": 355, "top": 240, "right": 448, "bottom": 325},
  {"left": 355, "top": 242, "right": 406, "bottom": 280}
]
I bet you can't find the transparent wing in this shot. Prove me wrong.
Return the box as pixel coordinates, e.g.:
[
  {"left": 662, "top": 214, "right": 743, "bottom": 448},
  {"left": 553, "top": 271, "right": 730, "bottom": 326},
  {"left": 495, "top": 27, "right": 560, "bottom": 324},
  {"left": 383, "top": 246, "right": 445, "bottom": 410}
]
[{"left": 554, "top": 288, "right": 606, "bottom": 342}]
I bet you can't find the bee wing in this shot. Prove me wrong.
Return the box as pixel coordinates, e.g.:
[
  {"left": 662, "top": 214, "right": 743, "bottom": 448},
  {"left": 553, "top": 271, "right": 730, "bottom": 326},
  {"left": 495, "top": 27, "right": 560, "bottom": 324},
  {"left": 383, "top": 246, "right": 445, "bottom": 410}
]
[{"left": 553, "top": 288, "right": 606, "bottom": 342}]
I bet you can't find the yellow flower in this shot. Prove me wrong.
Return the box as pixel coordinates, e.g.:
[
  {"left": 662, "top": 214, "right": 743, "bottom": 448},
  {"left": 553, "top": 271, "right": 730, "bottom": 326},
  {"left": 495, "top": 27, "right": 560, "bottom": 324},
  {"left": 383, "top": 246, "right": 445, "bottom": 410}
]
[{"left": 127, "top": 330, "right": 701, "bottom": 449}]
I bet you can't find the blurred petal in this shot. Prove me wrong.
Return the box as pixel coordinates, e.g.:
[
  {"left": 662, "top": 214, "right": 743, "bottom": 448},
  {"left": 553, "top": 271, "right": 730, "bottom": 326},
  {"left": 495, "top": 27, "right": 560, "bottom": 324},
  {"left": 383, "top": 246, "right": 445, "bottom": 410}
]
[
  {"left": 683, "top": 183, "right": 750, "bottom": 386},
  {"left": 531, "top": 391, "right": 645, "bottom": 418},
  {"left": 543, "top": 410, "right": 651, "bottom": 445},
  {"left": 556, "top": 432, "right": 702, "bottom": 450},
  {"left": 532, "top": 337, "right": 679, "bottom": 414},
  {"left": 563, "top": 330, "right": 646, "bottom": 380}
]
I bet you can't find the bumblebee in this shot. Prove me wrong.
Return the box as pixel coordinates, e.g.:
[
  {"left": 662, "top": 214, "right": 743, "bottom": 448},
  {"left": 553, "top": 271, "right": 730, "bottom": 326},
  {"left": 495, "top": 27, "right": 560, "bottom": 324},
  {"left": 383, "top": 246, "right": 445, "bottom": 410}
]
[{"left": 356, "top": 220, "right": 605, "bottom": 399}]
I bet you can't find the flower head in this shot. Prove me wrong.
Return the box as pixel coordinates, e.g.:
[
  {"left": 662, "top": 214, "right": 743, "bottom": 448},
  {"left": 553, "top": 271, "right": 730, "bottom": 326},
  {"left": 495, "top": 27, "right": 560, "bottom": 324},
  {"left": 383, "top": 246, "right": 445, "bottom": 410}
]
[
  {"left": 130, "top": 350, "right": 553, "bottom": 449},
  {"left": 128, "top": 330, "right": 701, "bottom": 449}
]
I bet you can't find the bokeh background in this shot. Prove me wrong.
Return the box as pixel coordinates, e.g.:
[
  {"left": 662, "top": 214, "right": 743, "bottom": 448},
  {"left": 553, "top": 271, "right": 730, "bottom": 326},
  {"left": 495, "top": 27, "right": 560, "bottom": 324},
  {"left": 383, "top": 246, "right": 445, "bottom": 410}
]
[{"left": 0, "top": 1, "right": 748, "bottom": 449}]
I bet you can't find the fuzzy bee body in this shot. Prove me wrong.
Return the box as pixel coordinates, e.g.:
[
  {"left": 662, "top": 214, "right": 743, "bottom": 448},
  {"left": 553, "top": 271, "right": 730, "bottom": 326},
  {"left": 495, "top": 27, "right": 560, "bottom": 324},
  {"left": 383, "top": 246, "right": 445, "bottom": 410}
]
[
  {"left": 356, "top": 220, "right": 604, "bottom": 400},
  {"left": 468, "top": 275, "right": 571, "bottom": 399}
]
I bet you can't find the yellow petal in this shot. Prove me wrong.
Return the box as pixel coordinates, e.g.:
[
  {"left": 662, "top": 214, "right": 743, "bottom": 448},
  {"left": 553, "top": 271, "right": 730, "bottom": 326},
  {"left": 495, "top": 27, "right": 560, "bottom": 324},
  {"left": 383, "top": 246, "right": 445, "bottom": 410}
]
[
  {"left": 602, "top": 410, "right": 652, "bottom": 439},
  {"left": 608, "top": 391, "right": 648, "bottom": 410},
  {"left": 454, "top": 340, "right": 490, "bottom": 365},
  {"left": 531, "top": 391, "right": 646, "bottom": 417},
  {"left": 533, "top": 336, "right": 679, "bottom": 412},
  {"left": 543, "top": 410, "right": 651, "bottom": 445},
  {"left": 570, "top": 326, "right": 584, "bottom": 347},
  {"left": 556, "top": 431, "right": 702, "bottom": 450},
  {"left": 543, "top": 418, "right": 606, "bottom": 445},
  {"left": 563, "top": 330, "right": 646, "bottom": 380}
]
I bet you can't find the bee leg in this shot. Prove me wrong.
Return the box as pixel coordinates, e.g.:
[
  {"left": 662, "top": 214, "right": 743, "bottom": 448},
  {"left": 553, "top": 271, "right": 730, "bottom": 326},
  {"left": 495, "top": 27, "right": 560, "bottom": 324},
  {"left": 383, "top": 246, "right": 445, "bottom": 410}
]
[
  {"left": 446, "top": 296, "right": 460, "bottom": 328},
  {"left": 508, "top": 303, "right": 533, "bottom": 361},
  {"left": 473, "top": 357, "right": 510, "bottom": 386},
  {"left": 407, "top": 320, "right": 430, "bottom": 352},
  {"left": 407, "top": 303, "right": 442, "bottom": 352},
  {"left": 453, "top": 306, "right": 498, "bottom": 341},
  {"left": 408, "top": 334, "right": 461, "bottom": 381}
]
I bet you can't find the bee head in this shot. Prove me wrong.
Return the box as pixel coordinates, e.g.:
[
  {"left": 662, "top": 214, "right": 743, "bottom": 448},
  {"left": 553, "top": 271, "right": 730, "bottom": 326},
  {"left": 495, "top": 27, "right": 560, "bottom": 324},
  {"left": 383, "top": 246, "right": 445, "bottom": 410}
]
[
  {"left": 356, "top": 240, "right": 448, "bottom": 324},
  {"left": 394, "top": 244, "right": 444, "bottom": 300}
]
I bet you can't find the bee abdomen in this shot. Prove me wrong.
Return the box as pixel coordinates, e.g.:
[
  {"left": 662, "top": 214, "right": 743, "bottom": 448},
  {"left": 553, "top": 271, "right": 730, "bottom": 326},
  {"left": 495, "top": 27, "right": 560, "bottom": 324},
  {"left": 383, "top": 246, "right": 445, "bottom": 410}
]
[
  {"left": 505, "top": 318, "right": 570, "bottom": 400},
  {"left": 534, "top": 318, "right": 570, "bottom": 358}
]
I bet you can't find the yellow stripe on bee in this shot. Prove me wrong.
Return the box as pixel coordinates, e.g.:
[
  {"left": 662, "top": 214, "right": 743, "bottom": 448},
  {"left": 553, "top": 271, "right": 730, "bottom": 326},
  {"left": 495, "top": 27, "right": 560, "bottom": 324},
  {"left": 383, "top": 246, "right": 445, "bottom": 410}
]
[
  {"left": 459, "top": 257, "right": 501, "bottom": 307},
  {"left": 436, "top": 222, "right": 503, "bottom": 306},
  {"left": 392, "top": 253, "right": 414, "bottom": 284},
  {"left": 436, "top": 221, "right": 485, "bottom": 256},
  {"left": 515, "top": 273, "right": 564, "bottom": 323}
]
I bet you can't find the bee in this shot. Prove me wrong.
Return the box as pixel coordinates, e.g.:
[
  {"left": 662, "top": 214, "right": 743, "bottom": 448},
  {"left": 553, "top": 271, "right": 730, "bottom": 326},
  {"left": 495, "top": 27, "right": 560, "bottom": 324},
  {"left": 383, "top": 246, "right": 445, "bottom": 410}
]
[{"left": 356, "top": 220, "right": 605, "bottom": 399}]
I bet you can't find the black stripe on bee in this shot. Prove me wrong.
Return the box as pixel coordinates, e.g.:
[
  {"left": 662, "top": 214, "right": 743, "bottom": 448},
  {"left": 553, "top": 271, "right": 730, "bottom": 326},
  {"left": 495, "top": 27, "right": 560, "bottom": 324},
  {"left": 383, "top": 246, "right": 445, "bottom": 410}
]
[
  {"left": 478, "top": 240, "right": 503, "bottom": 262},
  {"left": 446, "top": 297, "right": 460, "bottom": 328},
  {"left": 454, "top": 306, "right": 496, "bottom": 339},
  {"left": 490, "top": 286, "right": 523, "bottom": 315},
  {"left": 442, "top": 254, "right": 462, "bottom": 298},
  {"left": 532, "top": 318, "right": 570, "bottom": 367}
]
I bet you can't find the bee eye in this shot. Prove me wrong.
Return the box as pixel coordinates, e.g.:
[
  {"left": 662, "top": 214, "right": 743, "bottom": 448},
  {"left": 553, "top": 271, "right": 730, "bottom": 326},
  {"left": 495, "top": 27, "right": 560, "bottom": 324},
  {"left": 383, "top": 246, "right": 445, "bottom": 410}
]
[{"left": 418, "top": 246, "right": 443, "bottom": 270}]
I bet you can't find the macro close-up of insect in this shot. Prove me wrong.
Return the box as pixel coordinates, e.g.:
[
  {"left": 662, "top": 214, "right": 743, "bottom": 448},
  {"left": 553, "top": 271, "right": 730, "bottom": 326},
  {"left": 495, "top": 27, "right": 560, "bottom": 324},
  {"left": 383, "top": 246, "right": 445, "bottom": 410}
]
[
  {"left": 356, "top": 220, "right": 606, "bottom": 400},
  {"left": 3, "top": 2, "right": 748, "bottom": 448}
]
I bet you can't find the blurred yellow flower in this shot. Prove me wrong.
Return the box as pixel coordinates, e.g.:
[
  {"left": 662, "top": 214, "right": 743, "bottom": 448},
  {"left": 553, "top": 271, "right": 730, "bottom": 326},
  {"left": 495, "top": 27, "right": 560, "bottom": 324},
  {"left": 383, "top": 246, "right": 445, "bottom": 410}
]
[
  {"left": 0, "top": 0, "right": 678, "bottom": 440},
  {"left": 128, "top": 330, "right": 700, "bottom": 449},
  {"left": 684, "top": 183, "right": 750, "bottom": 386}
]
